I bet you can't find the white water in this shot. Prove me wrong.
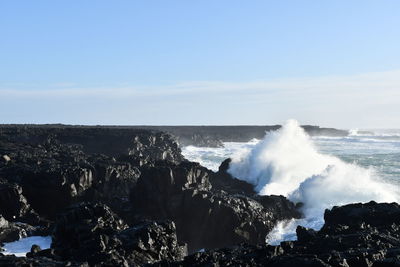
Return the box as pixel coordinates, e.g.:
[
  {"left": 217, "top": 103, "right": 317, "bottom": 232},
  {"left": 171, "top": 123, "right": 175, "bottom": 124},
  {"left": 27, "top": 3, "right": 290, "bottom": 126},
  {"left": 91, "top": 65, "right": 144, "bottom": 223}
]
[
  {"left": 182, "top": 120, "right": 400, "bottom": 245},
  {"left": 2, "top": 236, "right": 52, "bottom": 257}
]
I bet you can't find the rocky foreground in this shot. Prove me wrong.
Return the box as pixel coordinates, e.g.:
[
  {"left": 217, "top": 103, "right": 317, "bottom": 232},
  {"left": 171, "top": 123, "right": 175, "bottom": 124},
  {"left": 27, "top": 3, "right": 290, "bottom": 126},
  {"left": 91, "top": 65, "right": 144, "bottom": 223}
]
[{"left": 0, "top": 126, "right": 399, "bottom": 266}]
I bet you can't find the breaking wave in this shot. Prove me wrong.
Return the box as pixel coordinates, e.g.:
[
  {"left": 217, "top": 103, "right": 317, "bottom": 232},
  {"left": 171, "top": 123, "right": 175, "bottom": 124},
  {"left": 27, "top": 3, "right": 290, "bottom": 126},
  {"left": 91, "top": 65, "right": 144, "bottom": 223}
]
[{"left": 228, "top": 120, "right": 399, "bottom": 244}]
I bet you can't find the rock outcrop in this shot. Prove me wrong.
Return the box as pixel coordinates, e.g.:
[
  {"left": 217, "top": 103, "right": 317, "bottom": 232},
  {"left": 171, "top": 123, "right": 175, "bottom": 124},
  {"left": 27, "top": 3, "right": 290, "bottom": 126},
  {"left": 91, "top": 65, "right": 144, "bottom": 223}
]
[
  {"left": 2, "top": 125, "right": 391, "bottom": 267},
  {"left": 125, "top": 125, "right": 348, "bottom": 147},
  {"left": 50, "top": 202, "right": 186, "bottom": 266},
  {"left": 131, "top": 160, "right": 301, "bottom": 253},
  {"left": 0, "top": 126, "right": 180, "bottom": 220},
  {"left": 158, "top": 201, "right": 400, "bottom": 266}
]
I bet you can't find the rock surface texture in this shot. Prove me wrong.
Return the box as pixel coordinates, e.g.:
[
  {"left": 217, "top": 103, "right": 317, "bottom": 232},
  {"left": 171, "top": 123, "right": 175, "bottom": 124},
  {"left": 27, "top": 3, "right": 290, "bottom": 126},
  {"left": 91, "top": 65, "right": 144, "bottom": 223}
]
[
  {"left": 155, "top": 201, "right": 400, "bottom": 266},
  {"left": 0, "top": 125, "right": 396, "bottom": 267}
]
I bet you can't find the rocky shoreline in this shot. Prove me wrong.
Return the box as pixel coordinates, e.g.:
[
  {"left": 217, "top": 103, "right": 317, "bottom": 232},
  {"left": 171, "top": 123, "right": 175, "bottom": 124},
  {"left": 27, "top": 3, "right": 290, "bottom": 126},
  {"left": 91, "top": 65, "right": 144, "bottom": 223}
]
[
  {"left": 0, "top": 126, "right": 398, "bottom": 266},
  {"left": 0, "top": 124, "right": 349, "bottom": 147}
]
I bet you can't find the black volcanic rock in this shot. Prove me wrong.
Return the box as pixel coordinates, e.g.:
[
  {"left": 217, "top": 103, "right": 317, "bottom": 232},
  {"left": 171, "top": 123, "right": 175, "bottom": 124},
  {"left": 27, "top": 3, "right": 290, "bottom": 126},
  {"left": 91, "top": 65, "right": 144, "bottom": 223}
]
[
  {"left": 254, "top": 195, "right": 302, "bottom": 220},
  {"left": 125, "top": 125, "right": 348, "bottom": 147},
  {"left": 130, "top": 161, "right": 212, "bottom": 220},
  {"left": 172, "top": 190, "right": 297, "bottom": 253},
  {"left": 51, "top": 202, "right": 127, "bottom": 264},
  {"left": 157, "top": 201, "right": 400, "bottom": 267},
  {"left": 0, "top": 214, "right": 43, "bottom": 243},
  {"left": 322, "top": 201, "right": 400, "bottom": 230},
  {"left": 209, "top": 158, "right": 256, "bottom": 196},
  {"left": 51, "top": 202, "right": 186, "bottom": 266},
  {"left": 0, "top": 124, "right": 357, "bottom": 266},
  {"left": 0, "top": 125, "right": 184, "bottom": 163},
  {"left": 0, "top": 178, "right": 35, "bottom": 221},
  {"left": 0, "top": 126, "right": 182, "bottom": 220},
  {"left": 131, "top": 160, "right": 300, "bottom": 253},
  {"left": 0, "top": 141, "right": 94, "bottom": 218}
]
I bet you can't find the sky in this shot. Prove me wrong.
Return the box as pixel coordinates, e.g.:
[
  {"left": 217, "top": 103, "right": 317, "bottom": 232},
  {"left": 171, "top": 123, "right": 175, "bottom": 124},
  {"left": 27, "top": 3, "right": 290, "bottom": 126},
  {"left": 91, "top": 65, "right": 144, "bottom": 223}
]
[{"left": 1, "top": 1, "right": 399, "bottom": 128}]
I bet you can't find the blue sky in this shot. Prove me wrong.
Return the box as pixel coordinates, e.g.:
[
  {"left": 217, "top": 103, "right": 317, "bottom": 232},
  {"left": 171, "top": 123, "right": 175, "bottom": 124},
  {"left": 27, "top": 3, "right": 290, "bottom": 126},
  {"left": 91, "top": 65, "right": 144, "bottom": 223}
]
[{"left": 1, "top": 1, "right": 399, "bottom": 128}]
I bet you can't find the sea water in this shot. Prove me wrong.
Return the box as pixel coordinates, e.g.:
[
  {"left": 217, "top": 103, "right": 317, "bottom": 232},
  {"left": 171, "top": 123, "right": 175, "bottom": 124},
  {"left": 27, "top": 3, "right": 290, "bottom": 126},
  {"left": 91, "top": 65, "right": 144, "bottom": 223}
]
[{"left": 182, "top": 120, "right": 400, "bottom": 244}]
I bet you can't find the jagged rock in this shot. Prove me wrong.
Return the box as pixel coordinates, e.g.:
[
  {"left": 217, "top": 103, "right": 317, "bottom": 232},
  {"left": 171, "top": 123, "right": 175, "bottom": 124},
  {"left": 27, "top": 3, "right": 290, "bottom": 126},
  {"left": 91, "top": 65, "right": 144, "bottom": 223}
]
[
  {"left": 0, "top": 180, "right": 30, "bottom": 220},
  {"left": 115, "top": 221, "right": 187, "bottom": 265},
  {"left": 128, "top": 133, "right": 184, "bottom": 164},
  {"left": 157, "top": 202, "right": 400, "bottom": 267},
  {"left": 0, "top": 214, "right": 24, "bottom": 243},
  {"left": 130, "top": 125, "right": 347, "bottom": 147},
  {"left": 322, "top": 201, "right": 400, "bottom": 231},
  {"left": 172, "top": 190, "right": 283, "bottom": 252},
  {"left": 51, "top": 202, "right": 186, "bottom": 266},
  {"left": 296, "top": 226, "right": 317, "bottom": 243},
  {"left": 131, "top": 160, "right": 300, "bottom": 253},
  {"left": 0, "top": 178, "right": 43, "bottom": 226},
  {"left": 0, "top": 126, "right": 183, "bottom": 220},
  {"left": 209, "top": 158, "right": 255, "bottom": 195},
  {"left": 1, "top": 125, "right": 371, "bottom": 267},
  {"left": 131, "top": 161, "right": 212, "bottom": 220},
  {"left": 0, "top": 126, "right": 184, "bottom": 163},
  {"left": 0, "top": 215, "right": 40, "bottom": 243},
  {"left": 254, "top": 194, "right": 302, "bottom": 221}
]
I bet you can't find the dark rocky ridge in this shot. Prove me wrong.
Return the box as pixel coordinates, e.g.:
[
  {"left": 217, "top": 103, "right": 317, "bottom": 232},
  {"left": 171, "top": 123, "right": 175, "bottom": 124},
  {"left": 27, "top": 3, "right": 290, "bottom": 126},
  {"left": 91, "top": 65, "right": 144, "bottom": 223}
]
[
  {"left": 127, "top": 125, "right": 349, "bottom": 147},
  {"left": 0, "top": 125, "right": 397, "bottom": 267},
  {"left": 0, "top": 124, "right": 349, "bottom": 147},
  {"left": 0, "top": 125, "right": 301, "bottom": 265},
  {"left": 156, "top": 201, "right": 400, "bottom": 266}
]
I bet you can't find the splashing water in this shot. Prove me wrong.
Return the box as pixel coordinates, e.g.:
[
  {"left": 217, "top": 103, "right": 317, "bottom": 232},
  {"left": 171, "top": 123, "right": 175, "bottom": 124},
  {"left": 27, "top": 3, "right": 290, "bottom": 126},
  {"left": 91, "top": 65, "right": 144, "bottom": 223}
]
[{"left": 227, "top": 120, "right": 399, "bottom": 244}]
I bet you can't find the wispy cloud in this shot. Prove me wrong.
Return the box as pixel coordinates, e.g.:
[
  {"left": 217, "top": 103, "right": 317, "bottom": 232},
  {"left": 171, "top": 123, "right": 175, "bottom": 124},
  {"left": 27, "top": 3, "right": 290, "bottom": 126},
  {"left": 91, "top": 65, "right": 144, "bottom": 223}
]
[
  {"left": 1, "top": 69, "right": 399, "bottom": 127},
  {"left": 1, "top": 69, "right": 400, "bottom": 99}
]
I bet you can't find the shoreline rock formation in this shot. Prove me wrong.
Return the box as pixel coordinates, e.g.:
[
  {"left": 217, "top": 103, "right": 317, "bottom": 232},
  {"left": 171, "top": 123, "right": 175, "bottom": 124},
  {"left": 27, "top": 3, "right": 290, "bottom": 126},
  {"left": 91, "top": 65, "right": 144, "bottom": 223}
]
[
  {"left": 0, "top": 125, "right": 397, "bottom": 267},
  {"left": 0, "top": 124, "right": 349, "bottom": 147},
  {"left": 159, "top": 201, "right": 400, "bottom": 266}
]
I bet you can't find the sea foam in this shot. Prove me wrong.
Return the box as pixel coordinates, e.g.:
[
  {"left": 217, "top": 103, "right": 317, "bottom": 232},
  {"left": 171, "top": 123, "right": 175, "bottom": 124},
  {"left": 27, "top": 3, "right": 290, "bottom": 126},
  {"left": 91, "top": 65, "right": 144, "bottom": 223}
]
[{"left": 228, "top": 119, "right": 399, "bottom": 244}]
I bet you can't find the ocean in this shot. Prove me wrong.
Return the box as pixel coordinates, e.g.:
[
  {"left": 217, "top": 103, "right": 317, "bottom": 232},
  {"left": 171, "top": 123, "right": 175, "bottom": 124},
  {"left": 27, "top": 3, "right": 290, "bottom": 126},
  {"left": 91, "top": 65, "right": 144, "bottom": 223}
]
[{"left": 182, "top": 120, "right": 400, "bottom": 244}]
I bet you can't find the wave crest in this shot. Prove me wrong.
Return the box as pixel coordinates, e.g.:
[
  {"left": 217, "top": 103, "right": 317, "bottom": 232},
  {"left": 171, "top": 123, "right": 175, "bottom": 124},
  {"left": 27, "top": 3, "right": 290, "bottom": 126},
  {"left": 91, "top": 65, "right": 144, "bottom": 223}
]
[{"left": 228, "top": 119, "right": 399, "bottom": 239}]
